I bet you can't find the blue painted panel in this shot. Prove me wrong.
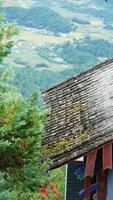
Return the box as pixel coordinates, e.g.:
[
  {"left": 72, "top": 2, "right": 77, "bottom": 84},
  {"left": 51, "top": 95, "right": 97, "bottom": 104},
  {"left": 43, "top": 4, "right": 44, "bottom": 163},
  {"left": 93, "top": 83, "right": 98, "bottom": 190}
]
[
  {"left": 66, "top": 161, "right": 84, "bottom": 200},
  {"left": 106, "top": 170, "right": 113, "bottom": 200}
]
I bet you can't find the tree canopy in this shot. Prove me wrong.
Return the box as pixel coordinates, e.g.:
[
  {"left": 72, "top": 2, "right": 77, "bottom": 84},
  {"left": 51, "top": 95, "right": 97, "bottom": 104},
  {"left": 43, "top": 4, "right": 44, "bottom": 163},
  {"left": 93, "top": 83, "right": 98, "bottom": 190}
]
[
  {"left": 0, "top": 12, "right": 18, "bottom": 63},
  {"left": 4, "top": 6, "right": 72, "bottom": 33},
  {"left": 0, "top": 77, "right": 50, "bottom": 188}
]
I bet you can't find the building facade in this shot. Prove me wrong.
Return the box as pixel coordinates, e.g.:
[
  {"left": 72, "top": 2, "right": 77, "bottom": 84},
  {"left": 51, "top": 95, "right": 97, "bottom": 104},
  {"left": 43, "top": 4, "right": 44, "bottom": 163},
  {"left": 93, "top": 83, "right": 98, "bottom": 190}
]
[{"left": 42, "top": 58, "right": 113, "bottom": 200}]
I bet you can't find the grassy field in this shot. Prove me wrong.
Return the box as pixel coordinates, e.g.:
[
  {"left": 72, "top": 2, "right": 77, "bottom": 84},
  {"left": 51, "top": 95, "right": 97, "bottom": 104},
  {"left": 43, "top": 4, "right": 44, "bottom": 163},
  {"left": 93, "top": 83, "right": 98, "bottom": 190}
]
[
  {"left": 4, "top": 19, "right": 113, "bottom": 74},
  {"left": 4, "top": 38, "right": 72, "bottom": 72},
  {"left": 20, "top": 22, "right": 113, "bottom": 45},
  {"left": 20, "top": 30, "right": 84, "bottom": 44}
]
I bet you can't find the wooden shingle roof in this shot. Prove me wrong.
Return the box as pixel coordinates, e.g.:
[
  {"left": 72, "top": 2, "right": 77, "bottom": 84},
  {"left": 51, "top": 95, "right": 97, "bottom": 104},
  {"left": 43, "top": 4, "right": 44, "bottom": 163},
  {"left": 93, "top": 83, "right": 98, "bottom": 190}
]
[{"left": 42, "top": 58, "right": 113, "bottom": 169}]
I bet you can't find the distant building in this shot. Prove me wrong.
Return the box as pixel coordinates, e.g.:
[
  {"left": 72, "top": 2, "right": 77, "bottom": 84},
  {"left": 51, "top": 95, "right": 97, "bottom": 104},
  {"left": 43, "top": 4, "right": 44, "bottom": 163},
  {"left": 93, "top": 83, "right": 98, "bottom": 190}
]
[{"left": 42, "top": 58, "right": 113, "bottom": 200}]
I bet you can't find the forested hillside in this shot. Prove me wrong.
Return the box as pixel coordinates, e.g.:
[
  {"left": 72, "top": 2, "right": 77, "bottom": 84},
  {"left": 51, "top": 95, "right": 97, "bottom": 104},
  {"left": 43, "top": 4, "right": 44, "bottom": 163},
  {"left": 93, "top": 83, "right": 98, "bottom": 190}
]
[{"left": 4, "top": 6, "right": 72, "bottom": 33}]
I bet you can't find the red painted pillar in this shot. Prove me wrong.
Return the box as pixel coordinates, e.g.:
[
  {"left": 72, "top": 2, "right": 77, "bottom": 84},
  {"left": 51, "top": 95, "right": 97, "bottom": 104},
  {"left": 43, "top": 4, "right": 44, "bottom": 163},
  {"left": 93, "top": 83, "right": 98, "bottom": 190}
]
[
  {"left": 97, "top": 170, "right": 107, "bottom": 200},
  {"left": 84, "top": 176, "right": 92, "bottom": 200}
]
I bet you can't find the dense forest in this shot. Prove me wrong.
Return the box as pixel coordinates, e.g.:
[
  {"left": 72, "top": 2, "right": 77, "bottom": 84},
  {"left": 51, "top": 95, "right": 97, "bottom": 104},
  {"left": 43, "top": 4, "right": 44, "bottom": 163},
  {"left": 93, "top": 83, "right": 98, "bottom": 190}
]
[
  {"left": 4, "top": 6, "right": 72, "bottom": 33},
  {"left": 58, "top": 38, "right": 113, "bottom": 66}
]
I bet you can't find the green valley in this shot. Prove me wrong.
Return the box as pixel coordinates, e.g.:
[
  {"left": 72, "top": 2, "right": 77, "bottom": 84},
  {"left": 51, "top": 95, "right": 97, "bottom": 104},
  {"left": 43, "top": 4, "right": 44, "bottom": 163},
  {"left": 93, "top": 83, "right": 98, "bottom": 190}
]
[
  {"left": 2, "top": 0, "right": 113, "bottom": 97},
  {"left": 1, "top": 0, "right": 113, "bottom": 98}
]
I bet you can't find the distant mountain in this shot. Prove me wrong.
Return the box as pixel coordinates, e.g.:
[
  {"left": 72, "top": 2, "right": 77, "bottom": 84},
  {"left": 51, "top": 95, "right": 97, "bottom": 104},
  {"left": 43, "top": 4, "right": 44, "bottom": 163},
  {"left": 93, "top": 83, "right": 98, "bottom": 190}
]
[{"left": 4, "top": 6, "right": 72, "bottom": 33}]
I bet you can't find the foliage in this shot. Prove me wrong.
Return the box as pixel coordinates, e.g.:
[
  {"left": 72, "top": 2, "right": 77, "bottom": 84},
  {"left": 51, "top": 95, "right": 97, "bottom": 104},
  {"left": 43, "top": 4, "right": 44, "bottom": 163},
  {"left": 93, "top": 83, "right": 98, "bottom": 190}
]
[
  {"left": 11, "top": 66, "right": 79, "bottom": 94},
  {"left": 35, "top": 63, "right": 48, "bottom": 68},
  {"left": 71, "top": 17, "right": 90, "bottom": 25},
  {"left": 0, "top": 166, "right": 65, "bottom": 200},
  {"left": 0, "top": 77, "right": 50, "bottom": 190},
  {"left": 0, "top": 10, "right": 18, "bottom": 63},
  {"left": 0, "top": 70, "right": 65, "bottom": 199},
  {"left": 8, "top": 191, "right": 40, "bottom": 200},
  {"left": 14, "top": 59, "right": 27, "bottom": 66},
  {"left": 7, "top": 166, "right": 65, "bottom": 200},
  {"left": 0, "top": 2, "right": 66, "bottom": 200},
  {"left": 4, "top": 6, "right": 72, "bottom": 33},
  {"left": 56, "top": 37, "right": 113, "bottom": 67},
  {"left": 0, "top": 172, "right": 10, "bottom": 200}
]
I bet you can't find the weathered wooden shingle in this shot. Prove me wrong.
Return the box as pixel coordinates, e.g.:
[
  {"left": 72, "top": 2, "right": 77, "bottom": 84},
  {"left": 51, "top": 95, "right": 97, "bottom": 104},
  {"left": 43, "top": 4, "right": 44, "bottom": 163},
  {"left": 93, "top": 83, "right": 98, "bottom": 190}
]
[{"left": 42, "top": 58, "right": 113, "bottom": 169}]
